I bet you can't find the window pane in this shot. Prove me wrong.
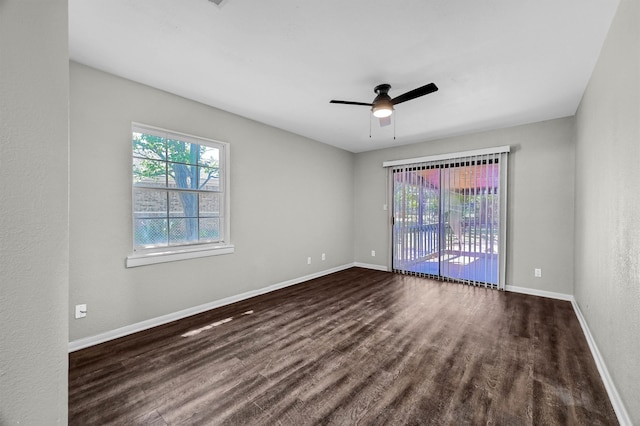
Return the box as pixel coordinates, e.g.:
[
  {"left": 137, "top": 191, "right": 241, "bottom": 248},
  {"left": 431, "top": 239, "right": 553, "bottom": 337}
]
[
  {"left": 167, "top": 163, "right": 197, "bottom": 190},
  {"left": 169, "top": 218, "right": 198, "bottom": 244},
  {"left": 133, "top": 132, "right": 165, "bottom": 160},
  {"left": 169, "top": 192, "right": 197, "bottom": 218},
  {"left": 199, "top": 145, "right": 219, "bottom": 166},
  {"left": 134, "top": 218, "right": 168, "bottom": 247},
  {"left": 198, "top": 166, "right": 220, "bottom": 191},
  {"left": 199, "top": 218, "right": 220, "bottom": 241},
  {"left": 167, "top": 139, "right": 197, "bottom": 165},
  {"left": 199, "top": 193, "right": 220, "bottom": 217},
  {"left": 133, "top": 158, "right": 167, "bottom": 187},
  {"left": 133, "top": 189, "right": 167, "bottom": 219}
]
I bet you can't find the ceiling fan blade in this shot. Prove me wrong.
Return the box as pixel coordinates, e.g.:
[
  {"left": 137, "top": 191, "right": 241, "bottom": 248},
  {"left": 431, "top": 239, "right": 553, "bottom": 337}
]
[
  {"left": 379, "top": 116, "right": 392, "bottom": 127},
  {"left": 391, "top": 83, "right": 438, "bottom": 105},
  {"left": 330, "top": 100, "right": 373, "bottom": 106}
]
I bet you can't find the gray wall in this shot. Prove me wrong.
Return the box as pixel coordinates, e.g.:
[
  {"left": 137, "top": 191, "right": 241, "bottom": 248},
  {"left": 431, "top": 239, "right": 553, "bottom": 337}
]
[
  {"left": 574, "top": 0, "right": 639, "bottom": 421},
  {"left": 354, "top": 118, "right": 575, "bottom": 294},
  {"left": 69, "top": 62, "right": 355, "bottom": 341},
  {"left": 0, "top": 0, "right": 69, "bottom": 423}
]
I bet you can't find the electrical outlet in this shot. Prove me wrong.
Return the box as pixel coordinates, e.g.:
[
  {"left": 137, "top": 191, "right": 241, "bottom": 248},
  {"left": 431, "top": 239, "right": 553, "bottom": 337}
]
[
  {"left": 321, "top": 253, "right": 326, "bottom": 261},
  {"left": 371, "top": 250, "right": 376, "bottom": 257},
  {"left": 75, "top": 304, "right": 87, "bottom": 319},
  {"left": 307, "top": 257, "right": 312, "bottom": 265},
  {"left": 534, "top": 268, "right": 542, "bottom": 278}
]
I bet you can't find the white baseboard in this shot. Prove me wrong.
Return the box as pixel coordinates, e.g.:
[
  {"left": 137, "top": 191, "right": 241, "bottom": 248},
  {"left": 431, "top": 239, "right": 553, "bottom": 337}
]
[
  {"left": 505, "top": 285, "right": 573, "bottom": 301},
  {"left": 353, "top": 262, "right": 389, "bottom": 271},
  {"left": 571, "top": 299, "right": 632, "bottom": 426},
  {"left": 68, "top": 263, "right": 354, "bottom": 352}
]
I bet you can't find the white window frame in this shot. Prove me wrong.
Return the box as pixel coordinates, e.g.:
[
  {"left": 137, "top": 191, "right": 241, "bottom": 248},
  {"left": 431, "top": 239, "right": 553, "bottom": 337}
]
[{"left": 126, "top": 123, "right": 233, "bottom": 268}]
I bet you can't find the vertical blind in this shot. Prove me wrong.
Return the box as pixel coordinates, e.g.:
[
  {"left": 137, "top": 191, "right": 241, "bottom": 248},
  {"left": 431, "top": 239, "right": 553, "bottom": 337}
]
[{"left": 385, "top": 147, "right": 509, "bottom": 289}]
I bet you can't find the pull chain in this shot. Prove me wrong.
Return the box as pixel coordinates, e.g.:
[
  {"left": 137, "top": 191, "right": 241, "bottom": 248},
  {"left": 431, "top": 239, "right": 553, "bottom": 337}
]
[{"left": 368, "top": 113, "right": 397, "bottom": 140}]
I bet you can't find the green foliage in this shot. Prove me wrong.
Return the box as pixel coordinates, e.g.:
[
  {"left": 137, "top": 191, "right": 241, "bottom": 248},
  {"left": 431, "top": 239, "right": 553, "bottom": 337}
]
[{"left": 132, "top": 132, "right": 219, "bottom": 189}]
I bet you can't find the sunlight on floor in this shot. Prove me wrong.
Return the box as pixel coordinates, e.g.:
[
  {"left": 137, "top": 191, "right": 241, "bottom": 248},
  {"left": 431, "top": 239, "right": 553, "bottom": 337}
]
[
  {"left": 181, "top": 310, "right": 254, "bottom": 337},
  {"left": 449, "top": 256, "right": 478, "bottom": 265},
  {"left": 424, "top": 254, "right": 458, "bottom": 262}
]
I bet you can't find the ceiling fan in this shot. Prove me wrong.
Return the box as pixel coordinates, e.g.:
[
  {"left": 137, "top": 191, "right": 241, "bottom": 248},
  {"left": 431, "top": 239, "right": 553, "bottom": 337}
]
[{"left": 330, "top": 82, "right": 438, "bottom": 126}]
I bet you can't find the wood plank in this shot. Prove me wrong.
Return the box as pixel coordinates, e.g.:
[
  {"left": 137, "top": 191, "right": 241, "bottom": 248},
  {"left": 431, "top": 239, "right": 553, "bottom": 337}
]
[{"left": 69, "top": 268, "right": 618, "bottom": 425}]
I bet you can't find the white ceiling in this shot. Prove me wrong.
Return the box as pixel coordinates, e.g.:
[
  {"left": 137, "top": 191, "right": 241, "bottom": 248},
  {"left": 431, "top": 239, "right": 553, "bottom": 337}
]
[{"left": 69, "top": 0, "right": 620, "bottom": 153}]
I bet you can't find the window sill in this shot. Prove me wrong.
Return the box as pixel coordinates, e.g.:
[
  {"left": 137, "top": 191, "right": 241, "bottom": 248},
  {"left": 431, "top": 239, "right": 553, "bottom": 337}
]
[{"left": 126, "top": 244, "right": 235, "bottom": 268}]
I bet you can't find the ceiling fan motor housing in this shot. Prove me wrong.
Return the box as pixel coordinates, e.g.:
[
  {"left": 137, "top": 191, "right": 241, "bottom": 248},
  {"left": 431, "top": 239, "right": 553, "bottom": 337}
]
[{"left": 372, "top": 84, "right": 394, "bottom": 117}]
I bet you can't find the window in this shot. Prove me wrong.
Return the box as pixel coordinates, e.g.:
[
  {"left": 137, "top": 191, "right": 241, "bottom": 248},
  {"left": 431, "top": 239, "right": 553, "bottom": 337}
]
[{"left": 126, "top": 124, "right": 233, "bottom": 267}]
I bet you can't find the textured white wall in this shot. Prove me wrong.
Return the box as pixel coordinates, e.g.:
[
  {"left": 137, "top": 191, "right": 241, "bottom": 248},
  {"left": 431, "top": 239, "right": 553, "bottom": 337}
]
[
  {"left": 353, "top": 118, "right": 575, "bottom": 294},
  {"left": 574, "top": 0, "right": 639, "bottom": 422},
  {"left": 0, "top": 0, "right": 69, "bottom": 423},
  {"left": 69, "top": 62, "right": 354, "bottom": 341}
]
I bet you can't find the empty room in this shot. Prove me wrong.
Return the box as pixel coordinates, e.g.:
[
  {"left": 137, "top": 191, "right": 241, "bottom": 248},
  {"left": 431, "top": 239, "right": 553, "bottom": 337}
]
[{"left": 1, "top": 0, "right": 639, "bottom": 424}]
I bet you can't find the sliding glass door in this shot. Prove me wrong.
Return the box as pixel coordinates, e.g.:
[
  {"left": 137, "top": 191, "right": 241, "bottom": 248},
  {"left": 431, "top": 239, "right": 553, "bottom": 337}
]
[{"left": 391, "top": 150, "right": 507, "bottom": 288}]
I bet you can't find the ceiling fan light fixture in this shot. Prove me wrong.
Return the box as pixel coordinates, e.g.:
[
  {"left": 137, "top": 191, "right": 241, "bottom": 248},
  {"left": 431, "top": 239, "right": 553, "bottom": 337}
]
[{"left": 372, "top": 102, "right": 394, "bottom": 118}]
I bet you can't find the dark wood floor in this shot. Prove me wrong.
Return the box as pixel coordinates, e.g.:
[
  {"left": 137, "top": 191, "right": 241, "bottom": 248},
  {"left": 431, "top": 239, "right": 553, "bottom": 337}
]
[{"left": 69, "top": 268, "right": 618, "bottom": 425}]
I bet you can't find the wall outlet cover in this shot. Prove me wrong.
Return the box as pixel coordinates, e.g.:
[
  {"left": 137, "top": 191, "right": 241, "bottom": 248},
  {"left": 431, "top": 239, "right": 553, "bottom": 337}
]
[{"left": 75, "top": 304, "right": 87, "bottom": 319}]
